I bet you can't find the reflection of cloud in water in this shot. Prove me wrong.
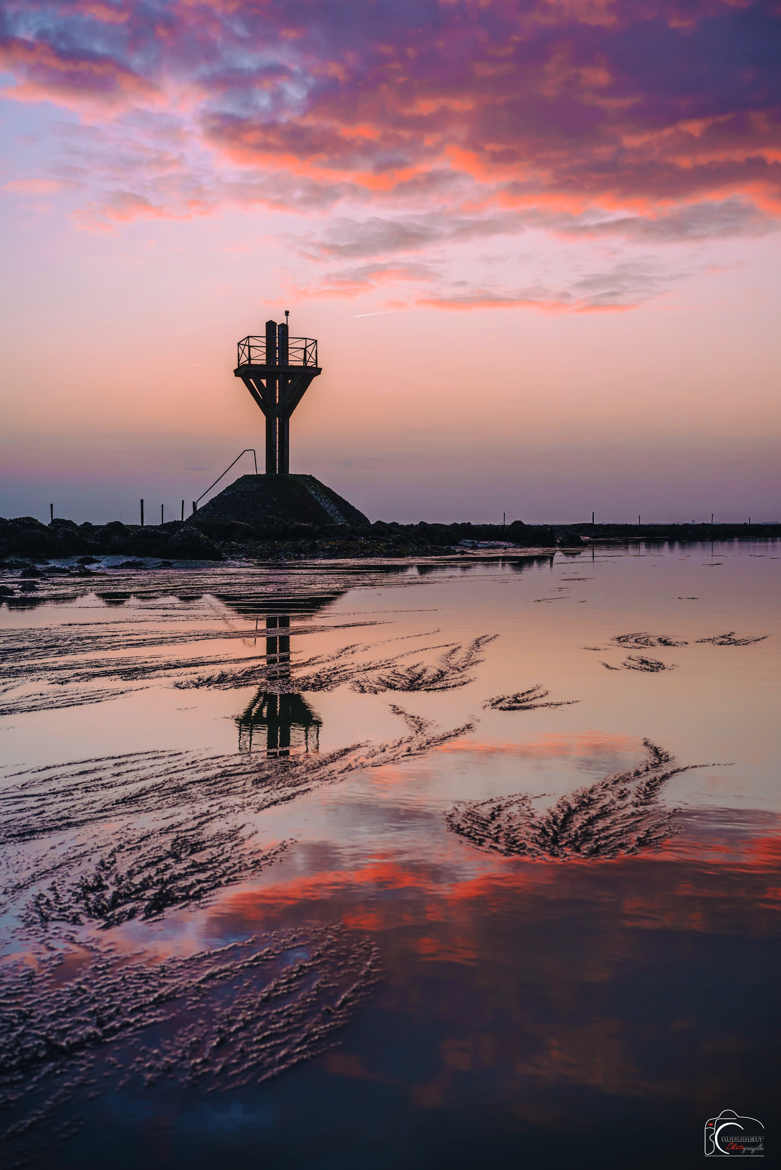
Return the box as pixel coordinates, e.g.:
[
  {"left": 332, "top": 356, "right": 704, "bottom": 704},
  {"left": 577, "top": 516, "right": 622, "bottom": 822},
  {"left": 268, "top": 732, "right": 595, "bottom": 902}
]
[
  {"left": 433, "top": 731, "right": 637, "bottom": 763},
  {"left": 204, "top": 810, "right": 780, "bottom": 1123}
]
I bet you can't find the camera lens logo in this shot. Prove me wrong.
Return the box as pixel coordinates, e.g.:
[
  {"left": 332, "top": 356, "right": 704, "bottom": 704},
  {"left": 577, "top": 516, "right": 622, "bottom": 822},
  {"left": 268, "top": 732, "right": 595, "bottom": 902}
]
[{"left": 704, "top": 1108, "right": 765, "bottom": 1156}]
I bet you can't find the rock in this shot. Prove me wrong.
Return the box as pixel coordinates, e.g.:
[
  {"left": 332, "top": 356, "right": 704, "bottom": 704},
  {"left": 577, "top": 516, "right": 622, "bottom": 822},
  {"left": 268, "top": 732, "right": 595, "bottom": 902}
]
[
  {"left": 554, "top": 528, "right": 586, "bottom": 547},
  {"left": 191, "top": 517, "right": 261, "bottom": 542},
  {"left": 0, "top": 517, "right": 59, "bottom": 558},
  {"left": 166, "top": 527, "right": 223, "bottom": 560},
  {"left": 100, "top": 521, "right": 130, "bottom": 551}
]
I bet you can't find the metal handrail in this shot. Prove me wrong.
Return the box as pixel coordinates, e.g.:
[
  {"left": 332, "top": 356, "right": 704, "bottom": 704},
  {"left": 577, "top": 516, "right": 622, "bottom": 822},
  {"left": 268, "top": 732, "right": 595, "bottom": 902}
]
[
  {"left": 236, "top": 335, "right": 318, "bottom": 368},
  {"left": 193, "top": 448, "right": 258, "bottom": 511}
]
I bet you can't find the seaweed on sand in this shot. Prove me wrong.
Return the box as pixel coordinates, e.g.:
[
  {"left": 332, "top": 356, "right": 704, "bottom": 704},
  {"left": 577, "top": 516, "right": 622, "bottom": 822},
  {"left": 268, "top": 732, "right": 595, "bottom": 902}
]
[
  {"left": 622, "top": 655, "right": 676, "bottom": 672},
  {"left": 484, "top": 686, "right": 579, "bottom": 711},
  {"left": 177, "top": 635, "right": 450, "bottom": 694},
  {"left": 446, "top": 740, "right": 712, "bottom": 860},
  {"left": 352, "top": 635, "right": 496, "bottom": 693},
  {"left": 26, "top": 821, "right": 291, "bottom": 930},
  {"left": 184, "top": 633, "right": 496, "bottom": 698},
  {"left": 601, "top": 655, "right": 676, "bottom": 672},
  {"left": 696, "top": 631, "right": 768, "bottom": 646},
  {"left": 0, "top": 926, "right": 379, "bottom": 1150},
  {"left": 613, "top": 632, "right": 688, "bottom": 648}
]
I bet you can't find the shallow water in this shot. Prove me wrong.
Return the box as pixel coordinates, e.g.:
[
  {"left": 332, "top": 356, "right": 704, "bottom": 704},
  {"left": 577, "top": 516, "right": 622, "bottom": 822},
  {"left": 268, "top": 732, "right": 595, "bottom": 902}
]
[{"left": 1, "top": 542, "right": 778, "bottom": 1167}]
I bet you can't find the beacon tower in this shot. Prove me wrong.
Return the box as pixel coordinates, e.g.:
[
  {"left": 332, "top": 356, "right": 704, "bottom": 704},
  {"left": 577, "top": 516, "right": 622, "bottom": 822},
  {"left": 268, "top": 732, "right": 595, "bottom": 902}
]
[{"left": 234, "top": 317, "right": 321, "bottom": 476}]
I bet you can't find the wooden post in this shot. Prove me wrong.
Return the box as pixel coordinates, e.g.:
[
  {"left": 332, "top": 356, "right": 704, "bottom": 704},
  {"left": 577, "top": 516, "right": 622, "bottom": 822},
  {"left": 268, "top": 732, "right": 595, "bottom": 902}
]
[
  {"left": 140, "top": 499, "right": 144, "bottom": 527},
  {"left": 180, "top": 499, "right": 184, "bottom": 521},
  {"left": 161, "top": 504, "right": 164, "bottom": 525},
  {"left": 591, "top": 511, "right": 595, "bottom": 525},
  {"left": 192, "top": 500, "right": 197, "bottom": 514},
  {"left": 49, "top": 503, "right": 54, "bottom": 523}
]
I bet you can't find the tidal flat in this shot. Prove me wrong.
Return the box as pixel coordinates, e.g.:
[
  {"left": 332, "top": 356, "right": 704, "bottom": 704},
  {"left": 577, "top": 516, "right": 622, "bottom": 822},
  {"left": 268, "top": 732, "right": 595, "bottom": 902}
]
[{"left": 1, "top": 542, "right": 779, "bottom": 1168}]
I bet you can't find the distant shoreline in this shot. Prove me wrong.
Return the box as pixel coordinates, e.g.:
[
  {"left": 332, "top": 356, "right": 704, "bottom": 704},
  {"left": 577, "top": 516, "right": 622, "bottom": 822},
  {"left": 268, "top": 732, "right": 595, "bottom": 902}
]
[{"left": 1, "top": 513, "right": 780, "bottom": 566}]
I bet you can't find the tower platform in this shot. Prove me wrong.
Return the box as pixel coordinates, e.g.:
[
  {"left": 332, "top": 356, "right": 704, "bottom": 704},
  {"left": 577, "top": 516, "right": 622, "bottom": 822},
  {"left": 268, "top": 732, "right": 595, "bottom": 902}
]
[{"left": 190, "top": 474, "right": 369, "bottom": 531}]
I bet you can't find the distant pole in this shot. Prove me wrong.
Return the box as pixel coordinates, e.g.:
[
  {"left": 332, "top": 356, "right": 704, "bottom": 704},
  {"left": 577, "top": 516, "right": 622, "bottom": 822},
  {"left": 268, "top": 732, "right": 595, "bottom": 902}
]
[
  {"left": 591, "top": 511, "right": 595, "bottom": 525},
  {"left": 637, "top": 514, "right": 640, "bottom": 526},
  {"left": 49, "top": 503, "right": 54, "bottom": 523},
  {"left": 180, "top": 499, "right": 184, "bottom": 521},
  {"left": 192, "top": 500, "right": 197, "bottom": 515},
  {"left": 161, "top": 504, "right": 164, "bottom": 525},
  {"left": 502, "top": 511, "right": 506, "bottom": 528},
  {"left": 711, "top": 513, "right": 714, "bottom": 524},
  {"left": 140, "top": 498, "right": 144, "bottom": 527}
]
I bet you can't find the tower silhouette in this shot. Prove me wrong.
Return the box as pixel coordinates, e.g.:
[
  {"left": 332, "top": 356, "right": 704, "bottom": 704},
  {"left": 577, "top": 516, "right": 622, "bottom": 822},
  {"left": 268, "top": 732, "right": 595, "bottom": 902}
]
[
  {"left": 234, "top": 608, "right": 322, "bottom": 757},
  {"left": 234, "top": 316, "right": 321, "bottom": 475}
]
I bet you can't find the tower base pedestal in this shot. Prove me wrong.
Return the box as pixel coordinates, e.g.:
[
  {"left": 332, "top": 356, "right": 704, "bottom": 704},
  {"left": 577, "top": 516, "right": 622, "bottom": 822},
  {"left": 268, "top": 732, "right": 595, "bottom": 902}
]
[{"left": 190, "top": 474, "right": 369, "bottom": 532}]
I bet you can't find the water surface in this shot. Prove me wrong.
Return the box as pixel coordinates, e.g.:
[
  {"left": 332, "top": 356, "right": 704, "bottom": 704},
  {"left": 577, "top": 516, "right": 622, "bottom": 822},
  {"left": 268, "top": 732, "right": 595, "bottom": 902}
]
[{"left": 1, "top": 542, "right": 778, "bottom": 1167}]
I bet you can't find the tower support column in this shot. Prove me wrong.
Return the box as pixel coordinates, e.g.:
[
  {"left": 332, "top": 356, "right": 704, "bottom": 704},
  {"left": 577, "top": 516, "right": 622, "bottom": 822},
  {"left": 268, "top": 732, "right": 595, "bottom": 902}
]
[
  {"left": 264, "top": 319, "right": 278, "bottom": 474},
  {"left": 278, "top": 418, "right": 289, "bottom": 475},
  {"left": 265, "top": 415, "right": 278, "bottom": 476},
  {"left": 277, "top": 321, "right": 289, "bottom": 474}
]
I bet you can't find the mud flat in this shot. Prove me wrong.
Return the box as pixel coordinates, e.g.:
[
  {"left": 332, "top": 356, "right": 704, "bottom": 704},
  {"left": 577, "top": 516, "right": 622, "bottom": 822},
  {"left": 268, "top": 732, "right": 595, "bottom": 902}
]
[
  {"left": 1, "top": 709, "right": 471, "bottom": 931},
  {"left": 0, "top": 926, "right": 379, "bottom": 1162}
]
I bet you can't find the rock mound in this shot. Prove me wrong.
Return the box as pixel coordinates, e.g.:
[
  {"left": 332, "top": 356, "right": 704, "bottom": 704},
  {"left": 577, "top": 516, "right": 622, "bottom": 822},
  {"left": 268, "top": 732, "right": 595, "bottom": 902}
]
[{"left": 190, "top": 474, "right": 369, "bottom": 534}]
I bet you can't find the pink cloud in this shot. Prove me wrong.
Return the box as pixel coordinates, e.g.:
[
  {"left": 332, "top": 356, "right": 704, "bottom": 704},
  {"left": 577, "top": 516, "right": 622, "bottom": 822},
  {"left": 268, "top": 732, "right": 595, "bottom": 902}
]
[
  {"left": 1, "top": 0, "right": 778, "bottom": 309},
  {"left": 0, "top": 35, "right": 159, "bottom": 115},
  {"left": 75, "top": 2, "right": 130, "bottom": 23},
  {"left": 3, "top": 178, "right": 65, "bottom": 195}
]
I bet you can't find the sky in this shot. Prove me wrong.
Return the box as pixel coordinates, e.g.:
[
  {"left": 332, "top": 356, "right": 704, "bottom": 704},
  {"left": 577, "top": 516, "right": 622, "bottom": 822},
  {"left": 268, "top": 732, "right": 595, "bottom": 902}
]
[{"left": 1, "top": 0, "right": 780, "bottom": 525}]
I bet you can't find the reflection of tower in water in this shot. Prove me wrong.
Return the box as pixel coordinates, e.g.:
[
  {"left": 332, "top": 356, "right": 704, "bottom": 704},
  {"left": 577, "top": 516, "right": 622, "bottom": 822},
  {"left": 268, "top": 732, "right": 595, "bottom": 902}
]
[{"left": 235, "top": 610, "right": 322, "bottom": 758}]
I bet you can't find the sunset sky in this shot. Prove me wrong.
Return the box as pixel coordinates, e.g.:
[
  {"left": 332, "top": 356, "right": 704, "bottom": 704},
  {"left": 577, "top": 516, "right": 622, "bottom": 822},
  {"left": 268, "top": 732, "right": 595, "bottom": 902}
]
[{"left": 1, "top": 0, "right": 780, "bottom": 523}]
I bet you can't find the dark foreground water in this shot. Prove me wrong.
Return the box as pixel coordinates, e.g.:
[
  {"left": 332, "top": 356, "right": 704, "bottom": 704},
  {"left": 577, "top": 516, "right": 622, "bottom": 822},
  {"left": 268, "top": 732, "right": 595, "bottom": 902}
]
[{"left": 1, "top": 542, "right": 778, "bottom": 1167}]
